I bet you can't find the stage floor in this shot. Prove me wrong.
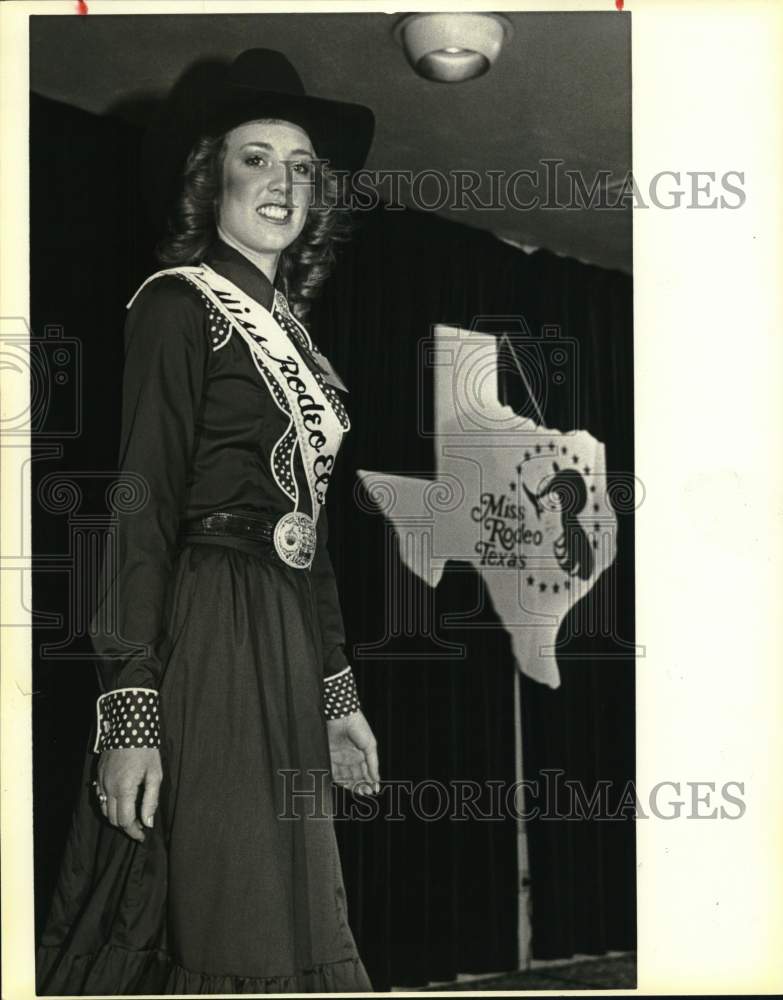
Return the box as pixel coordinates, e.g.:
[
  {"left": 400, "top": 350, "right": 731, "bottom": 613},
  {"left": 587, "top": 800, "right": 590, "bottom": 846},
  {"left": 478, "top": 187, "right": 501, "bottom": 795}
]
[{"left": 421, "top": 952, "right": 637, "bottom": 991}]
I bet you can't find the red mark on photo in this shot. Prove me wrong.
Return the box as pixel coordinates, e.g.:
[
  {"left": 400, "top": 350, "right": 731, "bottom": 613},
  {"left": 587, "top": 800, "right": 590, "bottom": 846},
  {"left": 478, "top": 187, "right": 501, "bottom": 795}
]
[
  {"left": 76, "top": 0, "right": 88, "bottom": 13},
  {"left": 615, "top": 0, "right": 624, "bottom": 9}
]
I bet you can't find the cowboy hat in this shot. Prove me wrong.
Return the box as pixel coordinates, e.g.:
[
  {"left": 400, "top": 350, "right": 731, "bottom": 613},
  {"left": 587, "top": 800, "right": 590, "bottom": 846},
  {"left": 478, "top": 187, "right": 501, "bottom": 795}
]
[
  {"left": 205, "top": 49, "right": 375, "bottom": 175},
  {"left": 140, "top": 49, "right": 374, "bottom": 233}
]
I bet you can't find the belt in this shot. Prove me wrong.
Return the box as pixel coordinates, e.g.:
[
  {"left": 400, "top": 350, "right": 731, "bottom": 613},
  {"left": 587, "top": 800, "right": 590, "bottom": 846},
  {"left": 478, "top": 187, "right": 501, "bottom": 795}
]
[{"left": 179, "top": 510, "right": 317, "bottom": 570}]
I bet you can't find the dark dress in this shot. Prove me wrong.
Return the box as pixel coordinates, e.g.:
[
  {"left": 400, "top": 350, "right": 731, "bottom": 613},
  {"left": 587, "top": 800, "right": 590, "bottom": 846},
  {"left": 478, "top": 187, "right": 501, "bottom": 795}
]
[{"left": 36, "top": 240, "right": 372, "bottom": 994}]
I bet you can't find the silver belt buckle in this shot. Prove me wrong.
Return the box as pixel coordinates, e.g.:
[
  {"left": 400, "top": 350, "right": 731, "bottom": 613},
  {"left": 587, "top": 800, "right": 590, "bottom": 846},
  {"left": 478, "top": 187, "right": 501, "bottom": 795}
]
[{"left": 273, "top": 511, "right": 316, "bottom": 569}]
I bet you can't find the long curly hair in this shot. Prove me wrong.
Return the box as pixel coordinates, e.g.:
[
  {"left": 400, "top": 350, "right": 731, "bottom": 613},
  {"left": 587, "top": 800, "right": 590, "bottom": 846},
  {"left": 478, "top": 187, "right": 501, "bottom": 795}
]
[{"left": 156, "top": 120, "right": 353, "bottom": 322}]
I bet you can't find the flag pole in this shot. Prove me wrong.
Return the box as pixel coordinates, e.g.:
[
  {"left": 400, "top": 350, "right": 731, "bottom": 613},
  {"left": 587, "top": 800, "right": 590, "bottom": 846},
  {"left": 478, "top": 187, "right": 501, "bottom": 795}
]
[{"left": 514, "top": 666, "right": 533, "bottom": 967}]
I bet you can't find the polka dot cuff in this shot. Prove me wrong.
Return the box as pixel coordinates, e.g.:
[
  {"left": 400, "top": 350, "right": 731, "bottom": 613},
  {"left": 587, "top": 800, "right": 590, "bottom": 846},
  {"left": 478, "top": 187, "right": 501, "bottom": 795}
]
[
  {"left": 93, "top": 687, "right": 161, "bottom": 753},
  {"left": 323, "top": 666, "right": 361, "bottom": 721}
]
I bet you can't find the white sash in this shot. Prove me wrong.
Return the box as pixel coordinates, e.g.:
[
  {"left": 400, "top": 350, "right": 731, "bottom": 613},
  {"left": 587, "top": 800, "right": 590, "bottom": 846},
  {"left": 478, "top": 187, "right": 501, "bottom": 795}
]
[{"left": 128, "top": 265, "right": 348, "bottom": 522}]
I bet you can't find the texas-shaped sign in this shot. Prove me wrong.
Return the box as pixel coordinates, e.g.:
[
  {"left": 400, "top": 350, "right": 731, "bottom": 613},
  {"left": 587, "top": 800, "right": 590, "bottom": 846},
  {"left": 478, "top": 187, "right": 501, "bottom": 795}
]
[{"left": 358, "top": 324, "right": 618, "bottom": 688}]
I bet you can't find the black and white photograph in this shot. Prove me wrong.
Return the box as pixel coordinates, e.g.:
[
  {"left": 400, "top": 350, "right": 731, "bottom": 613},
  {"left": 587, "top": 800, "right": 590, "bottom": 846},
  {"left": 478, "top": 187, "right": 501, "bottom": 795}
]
[{"left": 1, "top": 2, "right": 782, "bottom": 997}]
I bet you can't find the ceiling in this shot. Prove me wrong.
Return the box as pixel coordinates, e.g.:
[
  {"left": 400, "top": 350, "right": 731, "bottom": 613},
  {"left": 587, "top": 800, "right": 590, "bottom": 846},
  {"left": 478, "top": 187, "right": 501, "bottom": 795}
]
[{"left": 29, "top": 11, "right": 631, "bottom": 273}]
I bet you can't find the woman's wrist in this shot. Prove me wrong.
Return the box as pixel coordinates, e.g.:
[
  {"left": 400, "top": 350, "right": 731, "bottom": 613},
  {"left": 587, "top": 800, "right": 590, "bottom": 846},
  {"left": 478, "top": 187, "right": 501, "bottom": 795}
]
[
  {"left": 323, "top": 665, "right": 361, "bottom": 720},
  {"left": 93, "top": 687, "right": 161, "bottom": 753}
]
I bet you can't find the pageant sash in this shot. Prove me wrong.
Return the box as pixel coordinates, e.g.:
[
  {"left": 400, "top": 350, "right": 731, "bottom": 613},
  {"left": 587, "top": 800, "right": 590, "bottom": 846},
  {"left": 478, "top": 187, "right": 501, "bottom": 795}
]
[{"left": 128, "top": 265, "right": 349, "bottom": 522}]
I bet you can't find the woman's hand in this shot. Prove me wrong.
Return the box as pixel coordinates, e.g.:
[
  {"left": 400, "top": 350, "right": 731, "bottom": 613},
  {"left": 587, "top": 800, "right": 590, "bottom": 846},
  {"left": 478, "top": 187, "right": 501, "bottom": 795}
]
[
  {"left": 327, "top": 710, "right": 380, "bottom": 796},
  {"left": 96, "top": 747, "right": 163, "bottom": 842}
]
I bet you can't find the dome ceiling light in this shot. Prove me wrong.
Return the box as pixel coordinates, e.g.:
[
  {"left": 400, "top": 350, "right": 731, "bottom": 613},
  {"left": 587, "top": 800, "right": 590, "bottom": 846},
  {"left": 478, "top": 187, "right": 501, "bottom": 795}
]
[{"left": 394, "top": 13, "right": 513, "bottom": 83}]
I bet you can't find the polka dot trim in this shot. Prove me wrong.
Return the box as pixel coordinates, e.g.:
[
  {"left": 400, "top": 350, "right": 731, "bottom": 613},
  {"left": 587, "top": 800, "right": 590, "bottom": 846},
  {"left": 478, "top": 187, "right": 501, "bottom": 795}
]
[
  {"left": 173, "top": 273, "right": 233, "bottom": 350},
  {"left": 323, "top": 666, "right": 361, "bottom": 721},
  {"left": 273, "top": 291, "right": 314, "bottom": 352},
  {"left": 246, "top": 332, "right": 292, "bottom": 415},
  {"left": 272, "top": 293, "right": 350, "bottom": 432},
  {"left": 316, "top": 373, "right": 350, "bottom": 429},
  {"left": 93, "top": 687, "right": 161, "bottom": 753},
  {"left": 176, "top": 272, "right": 296, "bottom": 503},
  {"left": 271, "top": 420, "right": 299, "bottom": 502},
  {"left": 173, "top": 272, "right": 349, "bottom": 505}
]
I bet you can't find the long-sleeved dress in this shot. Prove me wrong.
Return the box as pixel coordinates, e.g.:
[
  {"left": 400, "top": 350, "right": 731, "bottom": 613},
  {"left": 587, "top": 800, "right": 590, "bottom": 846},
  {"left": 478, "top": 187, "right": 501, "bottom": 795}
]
[{"left": 36, "top": 239, "right": 372, "bottom": 994}]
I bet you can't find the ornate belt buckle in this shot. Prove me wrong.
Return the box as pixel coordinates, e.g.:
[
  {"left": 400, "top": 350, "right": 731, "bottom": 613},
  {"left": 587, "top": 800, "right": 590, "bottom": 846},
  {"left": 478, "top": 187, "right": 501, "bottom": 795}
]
[{"left": 273, "top": 511, "right": 316, "bottom": 569}]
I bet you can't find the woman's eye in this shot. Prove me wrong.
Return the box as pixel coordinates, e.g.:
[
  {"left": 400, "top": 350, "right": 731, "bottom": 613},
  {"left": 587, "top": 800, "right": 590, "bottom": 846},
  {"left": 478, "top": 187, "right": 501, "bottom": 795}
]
[
  {"left": 245, "top": 155, "right": 266, "bottom": 167},
  {"left": 291, "top": 161, "right": 314, "bottom": 177}
]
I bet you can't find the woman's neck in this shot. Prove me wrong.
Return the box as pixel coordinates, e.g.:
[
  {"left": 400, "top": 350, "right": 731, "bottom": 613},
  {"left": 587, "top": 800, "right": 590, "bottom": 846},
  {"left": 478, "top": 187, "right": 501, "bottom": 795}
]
[{"left": 216, "top": 226, "right": 279, "bottom": 284}]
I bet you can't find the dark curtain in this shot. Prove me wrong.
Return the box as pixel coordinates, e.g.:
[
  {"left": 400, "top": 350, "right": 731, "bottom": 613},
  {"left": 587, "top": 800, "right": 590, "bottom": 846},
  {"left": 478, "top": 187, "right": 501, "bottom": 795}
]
[
  {"left": 31, "top": 93, "right": 635, "bottom": 992},
  {"left": 312, "top": 206, "right": 636, "bottom": 983}
]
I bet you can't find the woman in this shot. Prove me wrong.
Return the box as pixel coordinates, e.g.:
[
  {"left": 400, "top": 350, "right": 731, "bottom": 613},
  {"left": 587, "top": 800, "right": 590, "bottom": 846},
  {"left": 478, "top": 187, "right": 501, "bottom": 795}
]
[{"left": 37, "top": 49, "right": 378, "bottom": 994}]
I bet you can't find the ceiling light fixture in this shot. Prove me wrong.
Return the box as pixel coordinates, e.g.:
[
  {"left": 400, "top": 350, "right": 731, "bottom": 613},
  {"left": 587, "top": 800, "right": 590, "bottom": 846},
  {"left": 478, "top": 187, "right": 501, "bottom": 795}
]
[{"left": 394, "top": 13, "right": 513, "bottom": 83}]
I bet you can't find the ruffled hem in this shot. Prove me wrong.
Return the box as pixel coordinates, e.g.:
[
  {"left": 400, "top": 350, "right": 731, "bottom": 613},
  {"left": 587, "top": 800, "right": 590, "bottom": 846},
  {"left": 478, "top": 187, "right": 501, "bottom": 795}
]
[{"left": 36, "top": 943, "right": 373, "bottom": 995}]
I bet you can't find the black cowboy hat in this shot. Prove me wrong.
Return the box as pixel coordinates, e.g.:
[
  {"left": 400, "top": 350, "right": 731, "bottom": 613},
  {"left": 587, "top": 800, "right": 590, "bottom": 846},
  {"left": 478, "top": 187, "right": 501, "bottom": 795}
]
[
  {"left": 140, "top": 49, "right": 374, "bottom": 233},
  {"left": 205, "top": 48, "right": 375, "bottom": 175}
]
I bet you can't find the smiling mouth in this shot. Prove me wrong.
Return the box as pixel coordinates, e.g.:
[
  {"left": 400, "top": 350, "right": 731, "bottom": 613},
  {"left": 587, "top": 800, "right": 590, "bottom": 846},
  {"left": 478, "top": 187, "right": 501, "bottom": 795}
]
[{"left": 256, "top": 204, "right": 292, "bottom": 223}]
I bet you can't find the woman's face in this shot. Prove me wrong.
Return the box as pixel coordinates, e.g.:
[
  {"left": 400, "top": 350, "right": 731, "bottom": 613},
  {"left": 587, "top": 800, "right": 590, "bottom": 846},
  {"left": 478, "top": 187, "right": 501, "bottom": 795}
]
[{"left": 217, "top": 119, "right": 315, "bottom": 258}]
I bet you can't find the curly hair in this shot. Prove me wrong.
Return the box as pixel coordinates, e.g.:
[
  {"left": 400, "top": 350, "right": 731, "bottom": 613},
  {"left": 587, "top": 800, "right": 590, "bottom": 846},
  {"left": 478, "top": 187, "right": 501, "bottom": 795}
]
[{"left": 156, "top": 121, "right": 353, "bottom": 322}]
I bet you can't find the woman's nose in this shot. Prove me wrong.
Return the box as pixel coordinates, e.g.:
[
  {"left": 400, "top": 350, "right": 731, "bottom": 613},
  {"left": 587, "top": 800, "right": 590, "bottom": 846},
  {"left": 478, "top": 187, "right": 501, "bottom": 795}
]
[{"left": 266, "top": 160, "right": 289, "bottom": 196}]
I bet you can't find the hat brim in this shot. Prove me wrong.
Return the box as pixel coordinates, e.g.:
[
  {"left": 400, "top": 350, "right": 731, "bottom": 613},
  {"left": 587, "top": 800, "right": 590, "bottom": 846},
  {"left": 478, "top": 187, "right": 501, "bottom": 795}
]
[{"left": 205, "top": 87, "right": 375, "bottom": 176}]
